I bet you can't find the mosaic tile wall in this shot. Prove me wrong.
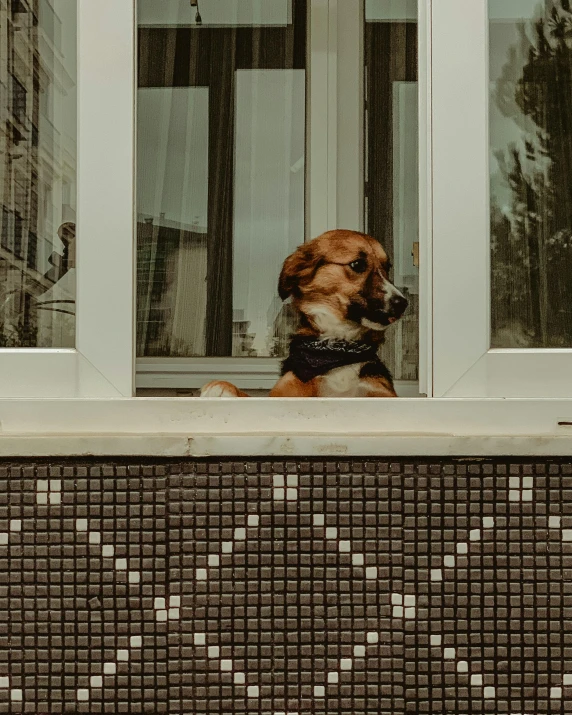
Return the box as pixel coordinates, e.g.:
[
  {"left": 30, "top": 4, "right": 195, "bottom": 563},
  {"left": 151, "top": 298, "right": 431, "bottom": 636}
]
[{"left": 1, "top": 458, "right": 572, "bottom": 714}]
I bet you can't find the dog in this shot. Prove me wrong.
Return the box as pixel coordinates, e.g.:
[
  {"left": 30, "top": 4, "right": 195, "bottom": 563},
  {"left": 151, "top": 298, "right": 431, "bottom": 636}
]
[{"left": 201, "top": 229, "right": 408, "bottom": 397}]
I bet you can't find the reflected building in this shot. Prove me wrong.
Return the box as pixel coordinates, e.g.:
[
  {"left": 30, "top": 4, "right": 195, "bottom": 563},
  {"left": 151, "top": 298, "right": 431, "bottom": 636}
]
[{"left": 0, "top": 0, "right": 76, "bottom": 347}]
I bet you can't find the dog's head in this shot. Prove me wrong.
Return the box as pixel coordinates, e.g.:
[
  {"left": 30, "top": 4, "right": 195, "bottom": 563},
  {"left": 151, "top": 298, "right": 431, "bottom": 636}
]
[{"left": 278, "top": 229, "right": 408, "bottom": 340}]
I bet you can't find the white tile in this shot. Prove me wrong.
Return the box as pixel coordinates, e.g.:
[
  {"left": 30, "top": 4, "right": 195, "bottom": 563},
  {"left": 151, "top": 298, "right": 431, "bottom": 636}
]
[
  {"left": 366, "top": 632, "right": 379, "bottom": 644},
  {"left": 338, "top": 540, "right": 351, "bottom": 552},
  {"left": 36, "top": 493, "right": 48, "bottom": 505},
  {"left": 430, "top": 569, "right": 442, "bottom": 581},
  {"left": 482, "top": 516, "right": 494, "bottom": 528},
  {"left": 194, "top": 633, "right": 206, "bottom": 645},
  {"left": 115, "top": 558, "right": 127, "bottom": 570},
  {"left": 50, "top": 479, "right": 62, "bottom": 492},
  {"left": 352, "top": 554, "right": 364, "bottom": 566},
  {"left": 443, "top": 555, "right": 455, "bottom": 568},
  {"left": 49, "top": 492, "right": 61, "bottom": 505},
  {"left": 117, "top": 650, "right": 129, "bottom": 661},
  {"left": 340, "top": 658, "right": 352, "bottom": 670},
  {"left": 10, "top": 689, "right": 22, "bottom": 701},
  {"left": 37, "top": 480, "right": 49, "bottom": 492},
  {"left": 457, "top": 661, "right": 469, "bottom": 673},
  {"left": 9, "top": 520, "right": 21, "bottom": 532},
  {"left": 234, "top": 528, "right": 246, "bottom": 540},
  {"left": 130, "top": 636, "right": 142, "bottom": 648},
  {"left": 90, "top": 675, "right": 103, "bottom": 688},
  {"left": 233, "top": 672, "right": 245, "bottom": 684},
  {"left": 365, "top": 566, "right": 377, "bottom": 579},
  {"left": 327, "top": 672, "right": 339, "bottom": 683},
  {"left": 430, "top": 635, "right": 442, "bottom": 646},
  {"left": 247, "top": 515, "right": 259, "bottom": 527},
  {"left": 101, "top": 545, "right": 115, "bottom": 557},
  {"left": 469, "top": 529, "right": 481, "bottom": 541},
  {"left": 314, "top": 686, "right": 325, "bottom": 697},
  {"left": 273, "top": 475, "right": 285, "bottom": 487},
  {"left": 456, "top": 542, "right": 468, "bottom": 555},
  {"left": 392, "top": 605, "right": 404, "bottom": 618},
  {"left": 403, "top": 595, "right": 416, "bottom": 606},
  {"left": 154, "top": 597, "right": 166, "bottom": 610},
  {"left": 325, "top": 527, "right": 338, "bottom": 539},
  {"left": 313, "top": 514, "right": 325, "bottom": 526},
  {"left": 88, "top": 532, "right": 101, "bottom": 544},
  {"left": 509, "top": 476, "right": 520, "bottom": 488},
  {"left": 483, "top": 686, "right": 495, "bottom": 699},
  {"left": 169, "top": 596, "right": 181, "bottom": 607},
  {"left": 287, "top": 475, "right": 298, "bottom": 487},
  {"left": 103, "top": 663, "right": 116, "bottom": 675},
  {"left": 0, "top": 533, "right": 8, "bottom": 546},
  {"left": 168, "top": 608, "right": 180, "bottom": 620},
  {"left": 443, "top": 648, "right": 456, "bottom": 659},
  {"left": 404, "top": 607, "right": 416, "bottom": 619},
  {"left": 286, "top": 488, "right": 297, "bottom": 501},
  {"left": 128, "top": 571, "right": 140, "bottom": 584},
  {"left": 353, "top": 645, "right": 366, "bottom": 657},
  {"left": 522, "top": 476, "right": 533, "bottom": 488},
  {"left": 220, "top": 659, "right": 233, "bottom": 671},
  {"left": 551, "top": 687, "right": 563, "bottom": 699},
  {"left": 77, "top": 689, "right": 90, "bottom": 701},
  {"left": 76, "top": 518, "right": 88, "bottom": 531},
  {"left": 156, "top": 609, "right": 167, "bottom": 621},
  {"left": 221, "top": 541, "right": 233, "bottom": 553},
  {"left": 563, "top": 530, "right": 572, "bottom": 542},
  {"left": 549, "top": 516, "right": 562, "bottom": 528},
  {"left": 208, "top": 554, "right": 220, "bottom": 567},
  {"left": 273, "top": 487, "right": 285, "bottom": 501},
  {"left": 522, "top": 490, "right": 533, "bottom": 501},
  {"left": 247, "top": 685, "right": 260, "bottom": 698},
  {"left": 509, "top": 489, "right": 521, "bottom": 501},
  {"left": 208, "top": 646, "right": 220, "bottom": 658},
  {"left": 563, "top": 674, "right": 572, "bottom": 685},
  {"left": 391, "top": 593, "right": 403, "bottom": 605},
  {"left": 470, "top": 674, "right": 483, "bottom": 686},
  {"left": 0, "top": 676, "right": 9, "bottom": 688},
  {"left": 196, "top": 569, "right": 208, "bottom": 580}
]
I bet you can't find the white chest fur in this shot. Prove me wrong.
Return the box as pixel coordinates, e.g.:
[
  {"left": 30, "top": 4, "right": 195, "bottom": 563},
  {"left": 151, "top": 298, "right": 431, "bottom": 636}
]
[{"left": 317, "top": 363, "right": 370, "bottom": 397}]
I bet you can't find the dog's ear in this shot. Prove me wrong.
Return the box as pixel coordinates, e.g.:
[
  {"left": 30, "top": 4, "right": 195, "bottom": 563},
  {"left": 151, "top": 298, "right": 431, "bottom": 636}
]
[{"left": 278, "top": 242, "right": 321, "bottom": 300}]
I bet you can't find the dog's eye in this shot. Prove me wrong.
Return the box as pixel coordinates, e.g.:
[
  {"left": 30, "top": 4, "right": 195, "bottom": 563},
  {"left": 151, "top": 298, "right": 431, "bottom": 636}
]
[{"left": 349, "top": 258, "right": 367, "bottom": 274}]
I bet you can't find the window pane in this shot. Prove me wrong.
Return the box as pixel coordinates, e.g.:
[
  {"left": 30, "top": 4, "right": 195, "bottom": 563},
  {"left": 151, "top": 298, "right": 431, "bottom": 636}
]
[
  {"left": 365, "top": 0, "right": 419, "bottom": 382},
  {"left": 490, "top": 0, "right": 572, "bottom": 348},
  {"left": 0, "top": 0, "right": 77, "bottom": 348},
  {"left": 136, "top": 0, "right": 305, "bottom": 358}
]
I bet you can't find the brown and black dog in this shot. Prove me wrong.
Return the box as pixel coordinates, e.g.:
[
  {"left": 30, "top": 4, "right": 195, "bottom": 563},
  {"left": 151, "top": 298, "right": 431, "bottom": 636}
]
[{"left": 201, "top": 229, "right": 408, "bottom": 398}]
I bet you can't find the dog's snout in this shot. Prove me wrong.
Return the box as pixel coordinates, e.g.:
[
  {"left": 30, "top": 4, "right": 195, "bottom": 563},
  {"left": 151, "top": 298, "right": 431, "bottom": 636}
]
[{"left": 389, "top": 293, "right": 408, "bottom": 318}]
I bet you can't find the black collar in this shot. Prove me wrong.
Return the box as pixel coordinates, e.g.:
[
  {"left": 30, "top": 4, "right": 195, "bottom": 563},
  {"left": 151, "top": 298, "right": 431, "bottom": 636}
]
[{"left": 281, "top": 336, "right": 393, "bottom": 384}]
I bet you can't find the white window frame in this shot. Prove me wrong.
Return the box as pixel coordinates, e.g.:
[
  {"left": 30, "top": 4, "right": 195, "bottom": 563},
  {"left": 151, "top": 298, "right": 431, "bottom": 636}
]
[
  {"left": 431, "top": 0, "right": 572, "bottom": 398},
  {"left": 3, "top": 0, "right": 572, "bottom": 458},
  {"left": 0, "top": 0, "right": 135, "bottom": 398}
]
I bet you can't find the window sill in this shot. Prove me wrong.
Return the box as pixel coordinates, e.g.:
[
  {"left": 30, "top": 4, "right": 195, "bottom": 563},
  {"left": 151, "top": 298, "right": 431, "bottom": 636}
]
[{"left": 0, "top": 397, "right": 571, "bottom": 456}]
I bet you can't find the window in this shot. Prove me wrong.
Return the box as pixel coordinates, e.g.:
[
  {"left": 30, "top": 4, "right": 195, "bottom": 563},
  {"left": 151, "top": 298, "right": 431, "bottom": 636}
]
[{"left": 0, "top": 0, "right": 133, "bottom": 396}]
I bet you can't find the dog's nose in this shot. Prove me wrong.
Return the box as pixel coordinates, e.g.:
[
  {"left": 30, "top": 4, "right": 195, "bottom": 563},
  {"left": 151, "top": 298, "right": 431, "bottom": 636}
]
[{"left": 389, "top": 294, "right": 408, "bottom": 318}]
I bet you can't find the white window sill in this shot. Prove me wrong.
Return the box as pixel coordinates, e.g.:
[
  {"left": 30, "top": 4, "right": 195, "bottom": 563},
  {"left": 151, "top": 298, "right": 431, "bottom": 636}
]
[{"left": 0, "top": 397, "right": 571, "bottom": 456}]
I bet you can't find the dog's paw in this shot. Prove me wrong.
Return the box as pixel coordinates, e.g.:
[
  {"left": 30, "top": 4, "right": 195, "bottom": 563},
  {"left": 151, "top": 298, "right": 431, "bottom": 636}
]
[{"left": 200, "top": 380, "right": 245, "bottom": 398}]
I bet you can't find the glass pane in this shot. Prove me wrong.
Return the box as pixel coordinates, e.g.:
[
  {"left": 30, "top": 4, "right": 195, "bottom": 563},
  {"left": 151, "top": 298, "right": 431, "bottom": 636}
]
[
  {"left": 364, "top": 0, "right": 419, "bottom": 382},
  {"left": 490, "top": 0, "right": 572, "bottom": 348},
  {"left": 136, "top": 0, "right": 305, "bottom": 358},
  {"left": 0, "top": 0, "right": 77, "bottom": 347}
]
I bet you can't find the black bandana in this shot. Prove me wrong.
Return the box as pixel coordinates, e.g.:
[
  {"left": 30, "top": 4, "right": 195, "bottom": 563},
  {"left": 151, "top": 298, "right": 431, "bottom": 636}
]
[{"left": 281, "top": 336, "right": 394, "bottom": 385}]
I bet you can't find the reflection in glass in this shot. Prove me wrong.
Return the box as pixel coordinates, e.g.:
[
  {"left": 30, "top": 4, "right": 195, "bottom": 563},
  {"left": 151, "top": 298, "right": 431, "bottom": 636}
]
[
  {"left": 490, "top": 0, "right": 572, "bottom": 347},
  {"left": 136, "top": 0, "right": 306, "bottom": 358},
  {"left": 0, "top": 0, "right": 77, "bottom": 347},
  {"left": 365, "top": 0, "right": 419, "bottom": 382}
]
